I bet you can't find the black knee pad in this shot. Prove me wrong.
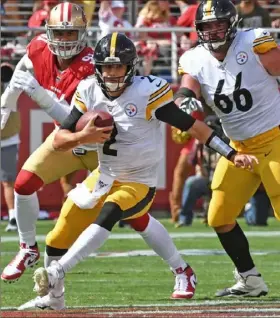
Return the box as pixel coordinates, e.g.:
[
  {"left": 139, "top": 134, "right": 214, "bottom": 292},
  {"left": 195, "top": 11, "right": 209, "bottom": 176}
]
[
  {"left": 46, "top": 245, "right": 68, "bottom": 257},
  {"left": 94, "top": 202, "right": 123, "bottom": 231}
]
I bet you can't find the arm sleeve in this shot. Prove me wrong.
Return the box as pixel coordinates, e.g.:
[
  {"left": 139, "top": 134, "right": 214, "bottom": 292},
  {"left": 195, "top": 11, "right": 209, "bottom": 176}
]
[
  {"left": 155, "top": 101, "right": 196, "bottom": 131},
  {"left": 60, "top": 107, "right": 84, "bottom": 132}
]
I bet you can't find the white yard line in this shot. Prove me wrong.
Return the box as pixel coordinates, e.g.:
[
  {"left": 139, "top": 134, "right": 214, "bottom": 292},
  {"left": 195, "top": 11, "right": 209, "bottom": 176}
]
[
  {"left": 2, "top": 248, "right": 280, "bottom": 257},
  {"left": 2, "top": 231, "right": 280, "bottom": 242},
  {"left": 2, "top": 299, "right": 280, "bottom": 311}
]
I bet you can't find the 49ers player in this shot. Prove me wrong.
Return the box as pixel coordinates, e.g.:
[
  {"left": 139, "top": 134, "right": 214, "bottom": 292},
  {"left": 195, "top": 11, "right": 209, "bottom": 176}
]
[{"left": 0, "top": 2, "right": 104, "bottom": 283}]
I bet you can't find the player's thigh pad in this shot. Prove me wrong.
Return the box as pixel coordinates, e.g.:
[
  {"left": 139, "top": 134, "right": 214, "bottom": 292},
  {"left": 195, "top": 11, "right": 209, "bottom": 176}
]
[
  {"left": 46, "top": 170, "right": 104, "bottom": 249},
  {"left": 22, "top": 131, "right": 87, "bottom": 184},
  {"left": 259, "top": 135, "right": 280, "bottom": 220},
  {"left": 80, "top": 150, "right": 99, "bottom": 172},
  {"left": 208, "top": 157, "right": 261, "bottom": 227},
  {"left": 106, "top": 182, "right": 156, "bottom": 220}
]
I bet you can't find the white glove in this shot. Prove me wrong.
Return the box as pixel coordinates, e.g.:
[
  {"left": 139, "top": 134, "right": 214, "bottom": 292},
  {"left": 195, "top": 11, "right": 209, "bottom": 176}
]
[
  {"left": 179, "top": 97, "right": 204, "bottom": 114},
  {"left": 10, "top": 70, "right": 71, "bottom": 123},
  {"left": 1, "top": 107, "right": 12, "bottom": 130},
  {"left": 11, "top": 70, "right": 40, "bottom": 98}
]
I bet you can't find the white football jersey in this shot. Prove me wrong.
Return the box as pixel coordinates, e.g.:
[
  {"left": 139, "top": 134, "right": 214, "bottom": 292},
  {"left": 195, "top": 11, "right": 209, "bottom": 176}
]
[
  {"left": 72, "top": 76, "right": 173, "bottom": 187},
  {"left": 179, "top": 29, "right": 280, "bottom": 141}
]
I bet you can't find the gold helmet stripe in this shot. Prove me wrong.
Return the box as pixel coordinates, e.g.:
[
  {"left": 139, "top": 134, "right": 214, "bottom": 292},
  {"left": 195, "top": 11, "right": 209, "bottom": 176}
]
[
  {"left": 205, "top": 0, "right": 212, "bottom": 16},
  {"left": 110, "top": 32, "right": 118, "bottom": 57}
]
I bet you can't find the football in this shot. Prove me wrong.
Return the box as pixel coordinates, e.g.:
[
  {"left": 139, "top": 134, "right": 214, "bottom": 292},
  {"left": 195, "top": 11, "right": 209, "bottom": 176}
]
[{"left": 75, "top": 110, "right": 114, "bottom": 132}]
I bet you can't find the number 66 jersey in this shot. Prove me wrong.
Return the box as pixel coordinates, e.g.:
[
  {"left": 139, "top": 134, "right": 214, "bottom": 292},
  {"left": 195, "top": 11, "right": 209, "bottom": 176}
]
[
  {"left": 179, "top": 28, "right": 280, "bottom": 141},
  {"left": 72, "top": 75, "right": 173, "bottom": 187}
]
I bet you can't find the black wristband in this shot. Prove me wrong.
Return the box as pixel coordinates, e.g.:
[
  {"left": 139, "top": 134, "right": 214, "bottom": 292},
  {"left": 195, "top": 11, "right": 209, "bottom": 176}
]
[
  {"left": 205, "top": 132, "right": 237, "bottom": 160},
  {"left": 174, "top": 87, "right": 196, "bottom": 101}
]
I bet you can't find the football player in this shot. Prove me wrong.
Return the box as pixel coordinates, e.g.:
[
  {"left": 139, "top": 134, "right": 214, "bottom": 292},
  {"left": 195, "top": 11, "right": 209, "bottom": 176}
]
[
  {"left": 17, "top": 32, "right": 257, "bottom": 310},
  {"left": 175, "top": 0, "right": 280, "bottom": 297},
  {"left": 0, "top": 2, "right": 101, "bottom": 283}
]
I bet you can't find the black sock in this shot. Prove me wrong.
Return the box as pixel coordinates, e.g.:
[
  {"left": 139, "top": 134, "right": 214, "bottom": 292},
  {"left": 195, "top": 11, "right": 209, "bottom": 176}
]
[{"left": 217, "top": 223, "right": 255, "bottom": 273}]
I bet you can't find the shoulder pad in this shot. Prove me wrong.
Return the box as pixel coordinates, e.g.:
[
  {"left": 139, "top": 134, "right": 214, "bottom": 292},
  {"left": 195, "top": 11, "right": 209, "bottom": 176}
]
[
  {"left": 136, "top": 75, "right": 168, "bottom": 97},
  {"left": 77, "top": 77, "right": 96, "bottom": 94},
  {"left": 178, "top": 46, "right": 203, "bottom": 76},
  {"left": 251, "top": 28, "right": 277, "bottom": 54},
  {"left": 27, "top": 34, "right": 48, "bottom": 57}
]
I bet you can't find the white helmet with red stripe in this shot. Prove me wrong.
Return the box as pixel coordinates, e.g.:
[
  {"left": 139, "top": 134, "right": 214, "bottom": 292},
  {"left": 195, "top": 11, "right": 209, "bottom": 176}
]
[{"left": 46, "top": 2, "right": 87, "bottom": 59}]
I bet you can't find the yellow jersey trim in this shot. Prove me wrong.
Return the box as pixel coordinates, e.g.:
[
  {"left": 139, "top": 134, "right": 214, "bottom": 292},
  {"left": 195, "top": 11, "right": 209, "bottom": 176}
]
[
  {"left": 253, "top": 39, "right": 277, "bottom": 54},
  {"left": 149, "top": 83, "right": 169, "bottom": 101},
  {"left": 146, "top": 88, "right": 173, "bottom": 120}
]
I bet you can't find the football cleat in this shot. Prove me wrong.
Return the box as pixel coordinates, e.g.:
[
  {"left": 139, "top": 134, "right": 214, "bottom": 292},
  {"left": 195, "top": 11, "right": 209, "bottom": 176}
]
[
  {"left": 171, "top": 266, "right": 197, "bottom": 299},
  {"left": 18, "top": 293, "right": 65, "bottom": 311},
  {"left": 215, "top": 269, "right": 268, "bottom": 297},
  {"left": 33, "top": 261, "right": 64, "bottom": 297},
  {"left": 1, "top": 243, "right": 40, "bottom": 282}
]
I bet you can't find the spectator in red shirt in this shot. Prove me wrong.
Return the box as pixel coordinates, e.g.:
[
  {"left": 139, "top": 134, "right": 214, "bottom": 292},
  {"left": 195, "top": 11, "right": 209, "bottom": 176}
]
[
  {"left": 176, "top": 0, "right": 198, "bottom": 43},
  {"left": 135, "top": 0, "right": 176, "bottom": 75},
  {"left": 28, "top": 0, "right": 59, "bottom": 28}
]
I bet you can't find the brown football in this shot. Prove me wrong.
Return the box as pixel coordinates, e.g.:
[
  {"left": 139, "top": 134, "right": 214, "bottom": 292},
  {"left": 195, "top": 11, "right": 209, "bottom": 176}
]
[{"left": 75, "top": 110, "right": 114, "bottom": 131}]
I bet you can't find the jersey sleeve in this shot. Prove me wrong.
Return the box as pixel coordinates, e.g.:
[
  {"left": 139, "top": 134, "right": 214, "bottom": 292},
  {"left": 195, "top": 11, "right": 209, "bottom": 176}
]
[
  {"left": 144, "top": 77, "right": 174, "bottom": 120},
  {"left": 71, "top": 81, "right": 88, "bottom": 114},
  {"left": 70, "top": 78, "right": 94, "bottom": 114},
  {"left": 27, "top": 34, "right": 48, "bottom": 59},
  {"left": 252, "top": 28, "right": 277, "bottom": 54}
]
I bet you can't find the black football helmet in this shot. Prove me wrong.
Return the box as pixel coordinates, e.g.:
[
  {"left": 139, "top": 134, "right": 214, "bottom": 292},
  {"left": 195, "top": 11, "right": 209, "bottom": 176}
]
[
  {"left": 195, "top": 0, "right": 238, "bottom": 52},
  {"left": 94, "top": 32, "right": 138, "bottom": 93}
]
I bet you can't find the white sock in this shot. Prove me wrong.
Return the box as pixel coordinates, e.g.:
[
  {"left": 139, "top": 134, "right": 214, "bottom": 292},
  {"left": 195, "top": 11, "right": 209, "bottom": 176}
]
[
  {"left": 139, "top": 216, "right": 187, "bottom": 271},
  {"left": 8, "top": 209, "right": 16, "bottom": 221},
  {"left": 15, "top": 192, "right": 40, "bottom": 246},
  {"left": 240, "top": 267, "right": 259, "bottom": 278},
  {"left": 58, "top": 224, "right": 110, "bottom": 273},
  {"left": 44, "top": 252, "right": 65, "bottom": 297}
]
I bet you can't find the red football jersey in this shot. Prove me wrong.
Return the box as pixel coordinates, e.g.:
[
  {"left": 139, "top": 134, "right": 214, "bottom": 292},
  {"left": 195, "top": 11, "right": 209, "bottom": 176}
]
[{"left": 27, "top": 34, "right": 95, "bottom": 104}]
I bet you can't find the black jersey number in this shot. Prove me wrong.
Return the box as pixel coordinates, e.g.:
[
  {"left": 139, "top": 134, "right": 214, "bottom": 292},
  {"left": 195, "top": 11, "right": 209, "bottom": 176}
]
[
  {"left": 214, "top": 72, "right": 253, "bottom": 114},
  {"left": 103, "top": 124, "right": 118, "bottom": 156}
]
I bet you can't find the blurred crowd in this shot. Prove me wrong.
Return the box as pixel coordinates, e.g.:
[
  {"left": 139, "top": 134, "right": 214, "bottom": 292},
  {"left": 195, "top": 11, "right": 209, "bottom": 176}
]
[{"left": 2, "top": 0, "right": 280, "bottom": 76}]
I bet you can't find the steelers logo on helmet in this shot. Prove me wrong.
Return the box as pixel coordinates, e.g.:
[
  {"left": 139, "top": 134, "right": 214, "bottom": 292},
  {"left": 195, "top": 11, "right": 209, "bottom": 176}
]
[
  {"left": 195, "top": 0, "right": 238, "bottom": 52},
  {"left": 94, "top": 32, "right": 138, "bottom": 94},
  {"left": 46, "top": 2, "right": 87, "bottom": 59}
]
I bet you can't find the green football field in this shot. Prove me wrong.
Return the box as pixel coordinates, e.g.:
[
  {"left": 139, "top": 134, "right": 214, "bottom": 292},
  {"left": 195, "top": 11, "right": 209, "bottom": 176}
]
[{"left": 1, "top": 217, "right": 280, "bottom": 317}]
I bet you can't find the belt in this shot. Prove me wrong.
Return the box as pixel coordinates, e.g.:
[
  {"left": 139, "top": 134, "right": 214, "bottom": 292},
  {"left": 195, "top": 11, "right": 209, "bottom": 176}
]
[{"left": 72, "top": 148, "right": 88, "bottom": 156}]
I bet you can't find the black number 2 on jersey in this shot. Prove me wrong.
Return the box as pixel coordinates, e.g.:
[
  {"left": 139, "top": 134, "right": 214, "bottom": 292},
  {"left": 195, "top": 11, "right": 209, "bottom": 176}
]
[{"left": 214, "top": 72, "right": 253, "bottom": 114}]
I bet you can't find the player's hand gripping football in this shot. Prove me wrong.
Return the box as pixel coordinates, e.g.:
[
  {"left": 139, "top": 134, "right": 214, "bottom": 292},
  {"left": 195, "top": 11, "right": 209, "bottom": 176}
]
[
  {"left": 79, "top": 118, "right": 113, "bottom": 144},
  {"left": 231, "top": 153, "right": 259, "bottom": 171}
]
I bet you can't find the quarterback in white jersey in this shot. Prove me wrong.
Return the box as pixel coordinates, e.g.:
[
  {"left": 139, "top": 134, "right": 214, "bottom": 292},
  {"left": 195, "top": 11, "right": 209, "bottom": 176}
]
[
  {"left": 177, "top": 0, "right": 280, "bottom": 298},
  {"left": 73, "top": 75, "right": 169, "bottom": 187},
  {"left": 17, "top": 32, "right": 256, "bottom": 310}
]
